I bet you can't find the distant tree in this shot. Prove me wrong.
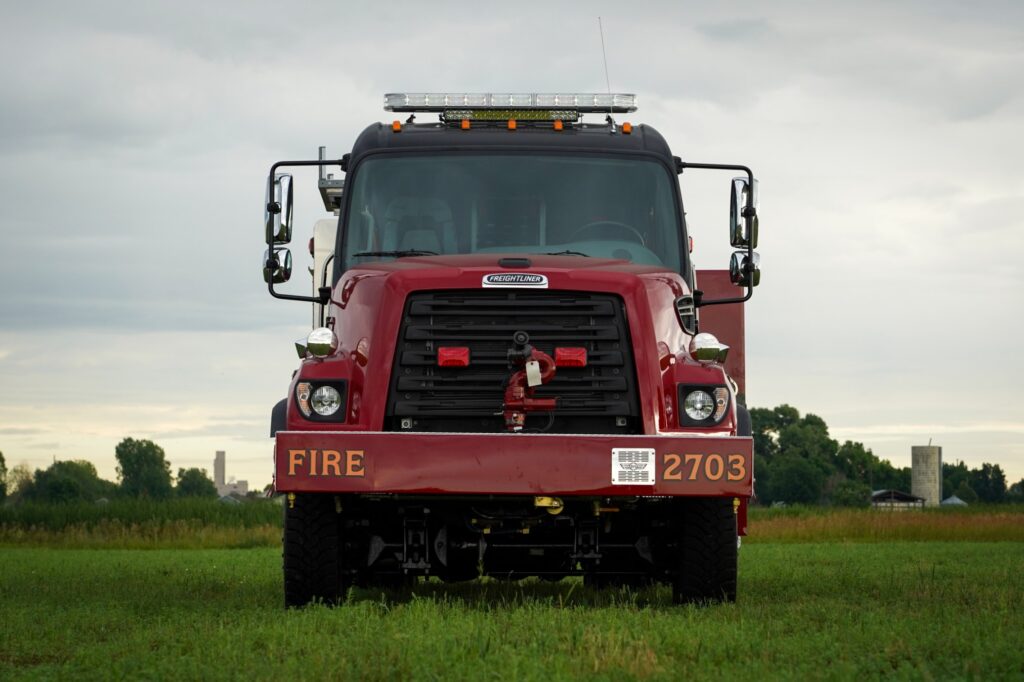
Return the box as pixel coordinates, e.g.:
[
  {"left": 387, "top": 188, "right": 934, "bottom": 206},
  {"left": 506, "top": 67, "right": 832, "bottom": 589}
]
[
  {"left": 943, "top": 460, "right": 971, "bottom": 498},
  {"left": 835, "top": 441, "right": 875, "bottom": 483},
  {"left": 749, "top": 408, "right": 781, "bottom": 463},
  {"left": 1008, "top": 479, "right": 1024, "bottom": 502},
  {"left": 22, "top": 460, "right": 118, "bottom": 503},
  {"left": 176, "top": 468, "right": 217, "bottom": 498},
  {"left": 115, "top": 438, "right": 172, "bottom": 499},
  {"left": 766, "top": 456, "right": 825, "bottom": 505},
  {"left": 0, "top": 450, "right": 7, "bottom": 502},
  {"left": 6, "top": 463, "right": 34, "bottom": 501},
  {"left": 830, "top": 479, "right": 872, "bottom": 508},
  {"left": 968, "top": 463, "right": 1007, "bottom": 503},
  {"left": 867, "top": 459, "right": 909, "bottom": 492},
  {"left": 777, "top": 415, "right": 838, "bottom": 479},
  {"left": 954, "top": 480, "right": 979, "bottom": 504}
]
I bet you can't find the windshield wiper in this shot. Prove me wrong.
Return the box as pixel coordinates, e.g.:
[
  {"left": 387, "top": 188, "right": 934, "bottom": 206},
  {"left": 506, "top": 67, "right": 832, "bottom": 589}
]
[
  {"left": 540, "top": 250, "right": 590, "bottom": 257},
  {"left": 352, "top": 249, "right": 438, "bottom": 258}
]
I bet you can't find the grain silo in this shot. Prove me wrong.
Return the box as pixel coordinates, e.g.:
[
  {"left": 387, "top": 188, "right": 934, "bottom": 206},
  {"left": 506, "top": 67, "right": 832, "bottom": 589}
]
[
  {"left": 911, "top": 445, "right": 942, "bottom": 507},
  {"left": 214, "top": 450, "right": 226, "bottom": 489}
]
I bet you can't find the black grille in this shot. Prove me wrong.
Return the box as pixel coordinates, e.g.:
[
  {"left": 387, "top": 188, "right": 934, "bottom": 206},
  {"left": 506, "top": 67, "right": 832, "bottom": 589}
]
[{"left": 386, "top": 290, "right": 641, "bottom": 433}]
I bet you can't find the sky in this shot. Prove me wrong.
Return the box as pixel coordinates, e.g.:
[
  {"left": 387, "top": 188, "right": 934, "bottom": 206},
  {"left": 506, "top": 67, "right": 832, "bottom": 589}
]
[{"left": 0, "top": 1, "right": 1022, "bottom": 490}]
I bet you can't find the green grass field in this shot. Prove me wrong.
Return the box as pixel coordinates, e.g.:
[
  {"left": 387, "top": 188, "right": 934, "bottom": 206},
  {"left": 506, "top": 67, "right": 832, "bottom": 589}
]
[{"left": 2, "top": 539, "right": 1022, "bottom": 680}]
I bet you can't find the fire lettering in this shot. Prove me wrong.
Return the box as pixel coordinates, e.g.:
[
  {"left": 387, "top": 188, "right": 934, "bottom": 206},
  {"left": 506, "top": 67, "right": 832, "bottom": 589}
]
[
  {"left": 285, "top": 449, "right": 366, "bottom": 478},
  {"left": 345, "top": 450, "right": 365, "bottom": 477},
  {"left": 288, "top": 449, "right": 306, "bottom": 477},
  {"left": 322, "top": 450, "right": 342, "bottom": 477}
]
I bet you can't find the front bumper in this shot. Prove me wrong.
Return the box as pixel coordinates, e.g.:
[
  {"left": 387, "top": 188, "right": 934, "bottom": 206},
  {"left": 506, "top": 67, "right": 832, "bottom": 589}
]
[{"left": 275, "top": 431, "right": 753, "bottom": 497}]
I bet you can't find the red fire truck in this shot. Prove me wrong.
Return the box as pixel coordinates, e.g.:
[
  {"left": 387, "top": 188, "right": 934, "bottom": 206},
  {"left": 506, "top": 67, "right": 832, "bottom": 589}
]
[{"left": 263, "top": 93, "right": 761, "bottom": 607}]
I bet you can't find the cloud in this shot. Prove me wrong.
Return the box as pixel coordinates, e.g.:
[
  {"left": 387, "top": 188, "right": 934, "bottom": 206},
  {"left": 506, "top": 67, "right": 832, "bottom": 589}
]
[
  {"left": 0, "top": 427, "right": 46, "bottom": 436},
  {"left": 26, "top": 442, "right": 61, "bottom": 450}
]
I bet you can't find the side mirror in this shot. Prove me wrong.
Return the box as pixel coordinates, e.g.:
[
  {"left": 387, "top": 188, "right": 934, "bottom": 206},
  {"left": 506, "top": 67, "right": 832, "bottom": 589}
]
[
  {"left": 265, "top": 174, "right": 294, "bottom": 244},
  {"left": 729, "top": 177, "right": 759, "bottom": 248},
  {"left": 263, "top": 247, "right": 293, "bottom": 284},
  {"left": 730, "top": 250, "right": 761, "bottom": 288}
]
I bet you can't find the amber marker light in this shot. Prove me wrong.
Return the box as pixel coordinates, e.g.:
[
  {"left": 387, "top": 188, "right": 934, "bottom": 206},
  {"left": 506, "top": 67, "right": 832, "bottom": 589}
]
[
  {"left": 392, "top": 120, "right": 402, "bottom": 132},
  {"left": 622, "top": 121, "right": 633, "bottom": 134},
  {"left": 507, "top": 119, "right": 517, "bottom": 130},
  {"left": 553, "top": 119, "right": 564, "bottom": 131},
  {"left": 461, "top": 118, "right": 471, "bottom": 130}
]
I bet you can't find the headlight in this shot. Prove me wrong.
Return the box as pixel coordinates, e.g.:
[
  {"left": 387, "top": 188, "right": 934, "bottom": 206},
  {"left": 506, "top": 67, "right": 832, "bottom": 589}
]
[
  {"left": 311, "top": 386, "right": 342, "bottom": 416},
  {"left": 679, "top": 385, "right": 730, "bottom": 426},
  {"left": 684, "top": 390, "right": 715, "bottom": 421},
  {"left": 294, "top": 380, "right": 347, "bottom": 421}
]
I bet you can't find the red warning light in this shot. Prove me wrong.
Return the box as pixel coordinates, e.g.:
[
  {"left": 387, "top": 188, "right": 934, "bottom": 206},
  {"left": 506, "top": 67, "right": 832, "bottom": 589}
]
[
  {"left": 437, "top": 347, "right": 470, "bottom": 367},
  {"left": 554, "top": 347, "right": 587, "bottom": 367}
]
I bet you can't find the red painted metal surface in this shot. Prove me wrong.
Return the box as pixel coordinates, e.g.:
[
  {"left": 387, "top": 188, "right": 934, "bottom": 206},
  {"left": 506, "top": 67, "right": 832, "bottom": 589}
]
[
  {"left": 275, "top": 431, "right": 753, "bottom": 497},
  {"left": 694, "top": 269, "right": 746, "bottom": 396},
  {"left": 286, "top": 254, "right": 739, "bottom": 435}
]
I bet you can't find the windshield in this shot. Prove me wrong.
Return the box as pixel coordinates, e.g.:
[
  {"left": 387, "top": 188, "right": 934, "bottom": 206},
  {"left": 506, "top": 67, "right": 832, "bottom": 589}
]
[{"left": 339, "top": 153, "right": 683, "bottom": 273}]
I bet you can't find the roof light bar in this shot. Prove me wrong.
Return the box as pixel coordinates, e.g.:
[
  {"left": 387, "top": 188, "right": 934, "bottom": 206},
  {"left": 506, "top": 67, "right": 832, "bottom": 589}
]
[{"left": 383, "top": 93, "right": 637, "bottom": 113}]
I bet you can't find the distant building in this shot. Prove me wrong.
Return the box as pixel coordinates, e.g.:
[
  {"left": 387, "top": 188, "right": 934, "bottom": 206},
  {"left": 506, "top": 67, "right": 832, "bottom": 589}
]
[
  {"left": 214, "top": 451, "right": 226, "bottom": 489},
  {"left": 941, "top": 495, "right": 968, "bottom": 507},
  {"left": 871, "top": 489, "right": 925, "bottom": 511},
  {"left": 911, "top": 445, "right": 942, "bottom": 507},
  {"left": 213, "top": 451, "right": 248, "bottom": 497}
]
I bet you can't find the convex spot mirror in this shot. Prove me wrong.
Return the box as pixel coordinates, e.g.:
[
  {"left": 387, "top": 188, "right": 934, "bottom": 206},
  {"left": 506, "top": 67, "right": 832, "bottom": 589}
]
[
  {"left": 730, "top": 251, "right": 761, "bottom": 288},
  {"left": 729, "top": 177, "right": 759, "bottom": 248},
  {"left": 265, "top": 173, "right": 294, "bottom": 244},
  {"left": 263, "top": 247, "right": 293, "bottom": 284}
]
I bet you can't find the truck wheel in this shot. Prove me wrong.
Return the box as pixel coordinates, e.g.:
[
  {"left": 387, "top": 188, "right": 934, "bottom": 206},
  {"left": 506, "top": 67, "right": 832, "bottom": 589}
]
[
  {"left": 283, "top": 493, "right": 347, "bottom": 607},
  {"left": 736, "top": 403, "right": 752, "bottom": 438},
  {"left": 671, "top": 498, "right": 737, "bottom": 605}
]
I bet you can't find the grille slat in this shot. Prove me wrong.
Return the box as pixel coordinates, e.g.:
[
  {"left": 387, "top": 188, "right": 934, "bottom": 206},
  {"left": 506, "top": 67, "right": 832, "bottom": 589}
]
[{"left": 386, "top": 290, "right": 641, "bottom": 433}]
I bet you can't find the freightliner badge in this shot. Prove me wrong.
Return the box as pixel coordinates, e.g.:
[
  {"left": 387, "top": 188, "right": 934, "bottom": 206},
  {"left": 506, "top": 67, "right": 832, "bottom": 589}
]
[{"left": 481, "top": 273, "right": 548, "bottom": 288}]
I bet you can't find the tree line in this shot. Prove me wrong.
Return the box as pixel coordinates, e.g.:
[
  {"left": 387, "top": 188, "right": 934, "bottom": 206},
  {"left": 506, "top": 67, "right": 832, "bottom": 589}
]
[
  {"left": 0, "top": 438, "right": 221, "bottom": 505},
  {"left": 751, "top": 404, "right": 1024, "bottom": 506}
]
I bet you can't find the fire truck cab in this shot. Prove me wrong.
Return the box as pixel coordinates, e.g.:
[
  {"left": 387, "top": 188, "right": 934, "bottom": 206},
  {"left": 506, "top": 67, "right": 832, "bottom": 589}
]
[{"left": 263, "top": 93, "right": 761, "bottom": 606}]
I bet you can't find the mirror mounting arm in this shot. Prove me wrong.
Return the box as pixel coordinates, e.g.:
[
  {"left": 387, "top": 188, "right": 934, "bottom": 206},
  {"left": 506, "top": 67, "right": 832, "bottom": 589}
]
[
  {"left": 675, "top": 157, "right": 757, "bottom": 309},
  {"left": 266, "top": 158, "right": 345, "bottom": 304}
]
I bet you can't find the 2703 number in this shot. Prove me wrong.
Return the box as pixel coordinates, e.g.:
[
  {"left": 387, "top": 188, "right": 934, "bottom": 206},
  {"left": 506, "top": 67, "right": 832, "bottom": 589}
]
[{"left": 662, "top": 453, "right": 747, "bottom": 482}]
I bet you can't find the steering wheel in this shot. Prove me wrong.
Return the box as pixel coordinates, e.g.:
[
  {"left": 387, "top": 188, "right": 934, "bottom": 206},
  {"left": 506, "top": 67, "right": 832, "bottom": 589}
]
[{"left": 569, "top": 221, "right": 646, "bottom": 246}]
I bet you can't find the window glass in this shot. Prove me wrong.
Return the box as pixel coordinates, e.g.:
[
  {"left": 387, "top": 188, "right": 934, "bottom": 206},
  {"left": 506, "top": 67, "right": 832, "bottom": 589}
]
[{"left": 341, "top": 154, "right": 682, "bottom": 273}]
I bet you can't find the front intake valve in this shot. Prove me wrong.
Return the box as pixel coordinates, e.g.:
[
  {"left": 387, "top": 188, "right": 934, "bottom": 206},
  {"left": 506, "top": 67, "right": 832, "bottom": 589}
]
[{"left": 502, "top": 331, "right": 557, "bottom": 431}]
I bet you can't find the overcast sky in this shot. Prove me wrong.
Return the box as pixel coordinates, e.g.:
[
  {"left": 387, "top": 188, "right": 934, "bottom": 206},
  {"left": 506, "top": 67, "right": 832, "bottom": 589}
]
[{"left": 1, "top": 1, "right": 1022, "bottom": 489}]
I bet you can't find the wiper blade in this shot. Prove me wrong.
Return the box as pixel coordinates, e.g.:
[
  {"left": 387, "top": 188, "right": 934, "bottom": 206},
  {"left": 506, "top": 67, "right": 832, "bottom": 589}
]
[
  {"left": 540, "top": 250, "right": 590, "bottom": 257},
  {"left": 352, "top": 249, "right": 439, "bottom": 258}
]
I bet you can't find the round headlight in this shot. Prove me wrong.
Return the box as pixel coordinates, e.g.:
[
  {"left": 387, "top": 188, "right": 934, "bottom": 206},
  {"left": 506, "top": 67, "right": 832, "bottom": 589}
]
[
  {"left": 684, "top": 390, "right": 715, "bottom": 421},
  {"left": 310, "top": 385, "right": 342, "bottom": 416}
]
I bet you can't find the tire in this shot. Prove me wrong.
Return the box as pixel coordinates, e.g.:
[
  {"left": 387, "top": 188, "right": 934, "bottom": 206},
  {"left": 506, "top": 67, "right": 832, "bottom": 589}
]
[
  {"left": 283, "top": 493, "right": 347, "bottom": 608},
  {"left": 670, "top": 497, "right": 738, "bottom": 605},
  {"left": 736, "top": 403, "right": 752, "bottom": 438}
]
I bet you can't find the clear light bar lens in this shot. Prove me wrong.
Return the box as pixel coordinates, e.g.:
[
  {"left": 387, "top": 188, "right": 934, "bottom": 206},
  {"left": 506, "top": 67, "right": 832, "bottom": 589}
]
[{"left": 383, "top": 92, "right": 637, "bottom": 113}]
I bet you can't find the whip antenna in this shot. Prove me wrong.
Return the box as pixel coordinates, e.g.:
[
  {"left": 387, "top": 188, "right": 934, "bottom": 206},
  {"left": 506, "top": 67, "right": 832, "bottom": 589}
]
[
  {"left": 598, "top": 17, "right": 615, "bottom": 127},
  {"left": 598, "top": 17, "right": 612, "bottom": 95}
]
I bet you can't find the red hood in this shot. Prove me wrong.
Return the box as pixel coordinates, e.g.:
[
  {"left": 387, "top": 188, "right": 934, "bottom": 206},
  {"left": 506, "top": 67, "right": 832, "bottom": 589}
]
[
  {"left": 339, "top": 253, "right": 675, "bottom": 277},
  {"left": 316, "top": 253, "right": 713, "bottom": 433}
]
